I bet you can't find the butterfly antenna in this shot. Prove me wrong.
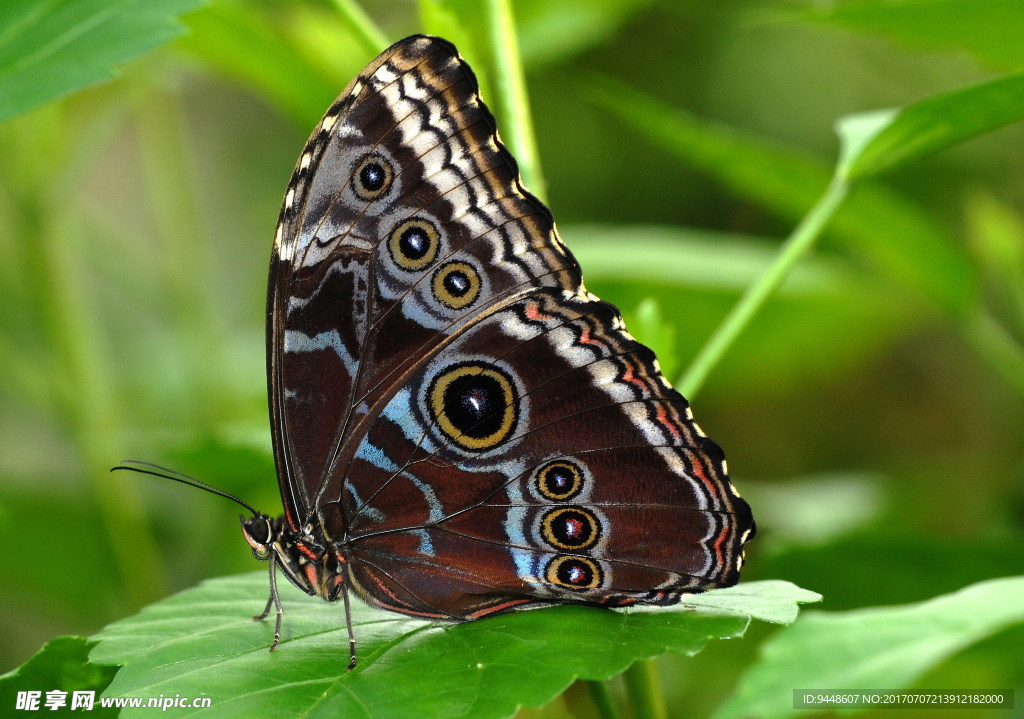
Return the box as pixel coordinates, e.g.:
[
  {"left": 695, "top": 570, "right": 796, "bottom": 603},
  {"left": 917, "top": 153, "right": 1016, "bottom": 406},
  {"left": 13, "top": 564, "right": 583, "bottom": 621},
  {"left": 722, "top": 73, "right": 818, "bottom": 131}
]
[{"left": 111, "top": 459, "right": 261, "bottom": 516}]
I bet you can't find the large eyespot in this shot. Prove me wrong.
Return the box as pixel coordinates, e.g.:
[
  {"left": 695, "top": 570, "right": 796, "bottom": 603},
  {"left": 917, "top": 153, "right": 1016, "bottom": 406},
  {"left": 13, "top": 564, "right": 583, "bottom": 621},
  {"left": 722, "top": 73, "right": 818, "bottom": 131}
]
[
  {"left": 352, "top": 153, "right": 394, "bottom": 200},
  {"left": 388, "top": 218, "right": 441, "bottom": 271},
  {"left": 535, "top": 461, "right": 584, "bottom": 501},
  {"left": 432, "top": 261, "right": 481, "bottom": 309},
  {"left": 545, "top": 555, "right": 603, "bottom": 591},
  {"left": 541, "top": 507, "right": 601, "bottom": 550},
  {"left": 429, "top": 362, "right": 518, "bottom": 451}
]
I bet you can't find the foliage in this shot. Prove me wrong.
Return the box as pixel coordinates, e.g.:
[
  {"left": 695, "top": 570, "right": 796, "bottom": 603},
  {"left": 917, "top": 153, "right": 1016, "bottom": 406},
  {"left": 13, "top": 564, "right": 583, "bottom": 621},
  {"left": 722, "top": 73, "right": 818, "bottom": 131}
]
[
  {"left": 716, "top": 576, "right": 1024, "bottom": 719},
  {"left": 1, "top": 0, "right": 1022, "bottom": 717},
  {"left": 83, "top": 575, "right": 813, "bottom": 718},
  {"left": 0, "top": 0, "right": 205, "bottom": 122},
  {"left": 0, "top": 637, "right": 117, "bottom": 717}
]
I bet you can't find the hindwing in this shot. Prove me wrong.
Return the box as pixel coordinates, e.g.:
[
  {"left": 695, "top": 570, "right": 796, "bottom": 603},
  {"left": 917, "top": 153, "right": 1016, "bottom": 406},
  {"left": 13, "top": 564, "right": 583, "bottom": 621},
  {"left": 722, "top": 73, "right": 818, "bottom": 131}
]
[{"left": 333, "top": 291, "right": 754, "bottom": 617}]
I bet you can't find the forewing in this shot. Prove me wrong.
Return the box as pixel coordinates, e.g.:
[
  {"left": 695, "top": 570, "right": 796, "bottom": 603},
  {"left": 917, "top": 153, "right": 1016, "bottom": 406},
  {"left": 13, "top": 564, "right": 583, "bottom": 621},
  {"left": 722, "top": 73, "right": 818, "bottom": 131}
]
[{"left": 268, "top": 36, "right": 580, "bottom": 526}]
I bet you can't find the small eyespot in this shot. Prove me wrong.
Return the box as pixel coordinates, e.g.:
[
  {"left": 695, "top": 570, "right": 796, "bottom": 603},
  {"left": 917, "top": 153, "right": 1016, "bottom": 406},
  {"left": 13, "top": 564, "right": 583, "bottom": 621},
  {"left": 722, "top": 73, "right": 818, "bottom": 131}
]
[
  {"left": 545, "top": 555, "right": 603, "bottom": 591},
  {"left": 389, "top": 218, "right": 441, "bottom": 271},
  {"left": 353, "top": 154, "right": 394, "bottom": 200},
  {"left": 432, "top": 261, "right": 481, "bottom": 309},
  {"left": 535, "top": 461, "right": 584, "bottom": 501},
  {"left": 428, "top": 362, "right": 518, "bottom": 451},
  {"left": 541, "top": 507, "right": 601, "bottom": 550}
]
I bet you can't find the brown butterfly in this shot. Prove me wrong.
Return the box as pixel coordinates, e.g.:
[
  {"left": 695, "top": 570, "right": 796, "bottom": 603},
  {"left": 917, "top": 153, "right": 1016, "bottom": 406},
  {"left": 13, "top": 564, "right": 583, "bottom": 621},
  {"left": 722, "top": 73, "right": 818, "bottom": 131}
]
[{"left": 119, "top": 34, "right": 754, "bottom": 669}]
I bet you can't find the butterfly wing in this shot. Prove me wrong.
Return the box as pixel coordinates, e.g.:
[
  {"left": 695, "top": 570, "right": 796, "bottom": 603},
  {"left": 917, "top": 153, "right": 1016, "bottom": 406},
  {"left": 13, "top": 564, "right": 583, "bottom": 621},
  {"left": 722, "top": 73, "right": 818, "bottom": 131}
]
[
  {"left": 270, "top": 35, "right": 753, "bottom": 621},
  {"left": 268, "top": 36, "right": 578, "bottom": 529},
  {"left": 333, "top": 290, "right": 754, "bottom": 618}
]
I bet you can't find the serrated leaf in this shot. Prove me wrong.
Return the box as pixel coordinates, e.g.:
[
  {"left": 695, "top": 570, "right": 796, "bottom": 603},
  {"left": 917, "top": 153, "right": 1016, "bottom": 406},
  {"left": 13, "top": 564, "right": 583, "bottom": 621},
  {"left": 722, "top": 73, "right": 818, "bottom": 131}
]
[
  {"left": 0, "top": 0, "right": 205, "bottom": 122},
  {"left": 680, "top": 580, "right": 821, "bottom": 625},
  {"left": 714, "top": 576, "right": 1024, "bottom": 719},
  {"left": 90, "top": 574, "right": 815, "bottom": 718},
  {"left": 838, "top": 72, "right": 1024, "bottom": 181}
]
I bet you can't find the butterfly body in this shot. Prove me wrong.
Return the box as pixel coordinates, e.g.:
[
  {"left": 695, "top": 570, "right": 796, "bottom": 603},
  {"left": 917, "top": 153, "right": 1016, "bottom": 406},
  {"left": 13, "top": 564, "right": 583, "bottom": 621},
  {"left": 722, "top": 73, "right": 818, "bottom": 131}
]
[{"left": 249, "top": 34, "right": 754, "bottom": 659}]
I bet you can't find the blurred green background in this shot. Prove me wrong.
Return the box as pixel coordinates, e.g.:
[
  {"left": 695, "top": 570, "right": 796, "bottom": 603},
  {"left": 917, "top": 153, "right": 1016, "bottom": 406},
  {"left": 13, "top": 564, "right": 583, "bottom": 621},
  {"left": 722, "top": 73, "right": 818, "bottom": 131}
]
[{"left": 1, "top": 0, "right": 1022, "bottom": 715}]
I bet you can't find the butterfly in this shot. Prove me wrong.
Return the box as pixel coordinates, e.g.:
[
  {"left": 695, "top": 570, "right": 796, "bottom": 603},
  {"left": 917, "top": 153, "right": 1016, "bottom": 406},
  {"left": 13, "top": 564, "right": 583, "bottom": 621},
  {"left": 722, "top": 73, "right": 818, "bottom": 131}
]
[{"left": 121, "top": 34, "right": 754, "bottom": 670}]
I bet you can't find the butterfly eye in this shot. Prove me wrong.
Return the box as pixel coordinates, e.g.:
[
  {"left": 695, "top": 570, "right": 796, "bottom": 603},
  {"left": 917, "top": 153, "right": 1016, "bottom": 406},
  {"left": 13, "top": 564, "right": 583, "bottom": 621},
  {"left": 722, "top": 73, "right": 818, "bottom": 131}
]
[
  {"left": 535, "top": 461, "right": 584, "bottom": 501},
  {"left": 541, "top": 507, "right": 601, "bottom": 550},
  {"left": 388, "top": 218, "right": 441, "bottom": 271},
  {"left": 432, "top": 261, "right": 480, "bottom": 309},
  {"left": 241, "top": 517, "right": 273, "bottom": 560},
  {"left": 545, "top": 555, "right": 603, "bottom": 591},
  {"left": 352, "top": 153, "right": 394, "bottom": 200},
  {"left": 428, "top": 362, "right": 519, "bottom": 451}
]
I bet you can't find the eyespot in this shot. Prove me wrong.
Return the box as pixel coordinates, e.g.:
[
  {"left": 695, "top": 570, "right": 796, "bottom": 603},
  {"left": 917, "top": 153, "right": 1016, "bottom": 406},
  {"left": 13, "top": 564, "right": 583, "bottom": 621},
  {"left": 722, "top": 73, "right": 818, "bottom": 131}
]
[
  {"left": 545, "top": 555, "right": 603, "bottom": 591},
  {"left": 428, "top": 362, "right": 518, "bottom": 451},
  {"left": 541, "top": 507, "right": 601, "bottom": 550},
  {"left": 535, "top": 461, "right": 584, "bottom": 501},
  {"left": 432, "top": 261, "right": 481, "bottom": 309},
  {"left": 352, "top": 153, "right": 394, "bottom": 200},
  {"left": 388, "top": 218, "right": 441, "bottom": 271}
]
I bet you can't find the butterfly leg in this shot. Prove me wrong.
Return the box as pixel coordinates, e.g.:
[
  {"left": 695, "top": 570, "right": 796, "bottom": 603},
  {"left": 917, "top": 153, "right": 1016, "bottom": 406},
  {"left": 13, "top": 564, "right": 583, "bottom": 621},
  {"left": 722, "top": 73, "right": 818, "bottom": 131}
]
[
  {"left": 341, "top": 581, "right": 357, "bottom": 670},
  {"left": 254, "top": 594, "right": 274, "bottom": 621},
  {"left": 253, "top": 552, "right": 285, "bottom": 651}
]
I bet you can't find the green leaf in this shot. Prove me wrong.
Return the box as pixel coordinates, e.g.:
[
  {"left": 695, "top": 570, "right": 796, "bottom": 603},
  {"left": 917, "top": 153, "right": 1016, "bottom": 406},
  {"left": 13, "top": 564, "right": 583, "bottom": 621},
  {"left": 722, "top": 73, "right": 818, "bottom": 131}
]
[
  {"left": 0, "top": 637, "right": 118, "bottom": 717},
  {"left": 0, "top": 0, "right": 205, "bottom": 122},
  {"left": 681, "top": 580, "right": 821, "bottom": 625},
  {"left": 90, "top": 573, "right": 815, "bottom": 718},
  {"left": 784, "top": 0, "right": 1024, "bottom": 71},
  {"left": 714, "top": 576, "right": 1024, "bottom": 719},
  {"left": 838, "top": 72, "right": 1024, "bottom": 181}
]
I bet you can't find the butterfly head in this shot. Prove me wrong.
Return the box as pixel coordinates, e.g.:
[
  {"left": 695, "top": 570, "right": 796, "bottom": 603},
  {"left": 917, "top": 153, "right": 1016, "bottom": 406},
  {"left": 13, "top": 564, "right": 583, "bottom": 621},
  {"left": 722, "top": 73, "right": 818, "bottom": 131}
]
[
  {"left": 240, "top": 513, "right": 348, "bottom": 602},
  {"left": 240, "top": 513, "right": 275, "bottom": 560}
]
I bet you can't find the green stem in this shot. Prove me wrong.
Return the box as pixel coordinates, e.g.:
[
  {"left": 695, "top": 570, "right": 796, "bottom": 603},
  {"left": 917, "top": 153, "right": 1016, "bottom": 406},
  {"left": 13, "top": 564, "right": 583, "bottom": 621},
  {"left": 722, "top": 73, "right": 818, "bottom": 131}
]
[
  {"left": 678, "top": 177, "right": 850, "bottom": 398},
  {"left": 623, "top": 660, "right": 668, "bottom": 719},
  {"left": 328, "top": 0, "right": 389, "bottom": 53},
  {"left": 584, "top": 680, "right": 621, "bottom": 719},
  {"left": 483, "top": 0, "right": 546, "bottom": 201}
]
